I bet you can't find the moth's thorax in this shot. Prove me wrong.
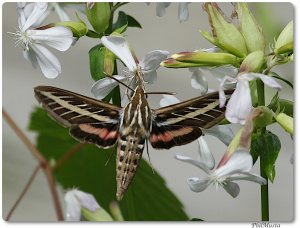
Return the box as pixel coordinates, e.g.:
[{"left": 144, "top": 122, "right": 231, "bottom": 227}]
[
  {"left": 116, "top": 84, "right": 152, "bottom": 200},
  {"left": 120, "top": 85, "right": 151, "bottom": 135}
]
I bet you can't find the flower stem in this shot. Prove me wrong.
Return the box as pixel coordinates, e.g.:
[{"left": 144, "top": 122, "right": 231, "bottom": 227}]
[
  {"left": 3, "top": 109, "right": 64, "bottom": 221},
  {"left": 256, "top": 79, "right": 269, "bottom": 221}
]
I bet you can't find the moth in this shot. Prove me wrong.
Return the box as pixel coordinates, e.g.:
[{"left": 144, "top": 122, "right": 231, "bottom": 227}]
[{"left": 34, "top": 72, "right": 233, "bottom": 200}]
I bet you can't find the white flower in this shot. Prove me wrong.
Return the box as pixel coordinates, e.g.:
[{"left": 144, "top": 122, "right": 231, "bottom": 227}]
[
  {"left": 65, "top": 189, "right": 101, "bottom": 221},
  {"left": 219, "top": 73, "right": 282, "bottom": 125},
  {"left": 206, "top": 65, "right": 238, "bottom": 89},
  {"left": 155, "top": 2, "right": 190, "bottom": 23},
  {"left": 175, "top": 149, "right": 267, "bottom": 197},
  {"left": 50, "top": 3, "right": 85, "bottom": 21},
  {"left": 189, "top": 68, "right": 208, "bottom": 95},
  {"left": 92, "top": 36, "right": 169, "bottom": 99},
  {"left": 188, "top": 49, "right": 231, "bottom": 95},
  {"left": 12, "top": 2, "right": 73, "bottom": 78}
]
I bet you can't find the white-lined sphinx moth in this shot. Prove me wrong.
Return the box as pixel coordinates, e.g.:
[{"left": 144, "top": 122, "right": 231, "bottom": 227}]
[{"left": 34, "top": 74, "right": 233, "bottom": 200}]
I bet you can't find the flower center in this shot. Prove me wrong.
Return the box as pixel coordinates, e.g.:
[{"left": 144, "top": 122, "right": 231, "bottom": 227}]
[
  {"left": 210, "top": 173, "right": 225, "bottom": 189},
  {"left": 9, "top": 29, "right": 33, "bottom": 51}
]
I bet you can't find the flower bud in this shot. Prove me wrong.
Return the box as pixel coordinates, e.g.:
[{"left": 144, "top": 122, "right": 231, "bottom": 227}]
[
  {"left": 252, "top": 106, "right": 274, "bottom": 129},
  {"left": 235, "top": 3, "right": 265, "bottom": 52},
  {"left": 275, "top": 113, "right": 293, "bottom": 135},
  {"left": 81, "top": 207, "right": 113, "bottom": 221},
  {"left": 203, "top": 3, "right": 247, "bottom": 58},
  {"left": 275, "top": 20, "right": 293, "bottom": 55},
  {"left": 55, "top": 21, "right": 88, "bottom": 38},
  {"left": 104, "top": 48, "right": 116, "bottom": 76},
  {"left": 86, "top": 2, "right": 111, "bottom": 34},
  {"left": 109, "top": 201, "right": 124, "bottom": 221},
  {"left": 239, "top": 51, "right": 265, "bottom": 73},
  {"left": 161, "top": 58, "right": 208, "bottom": 68},
  {"left": 171, "top": 51, "right": 239, "bottom": 67}
]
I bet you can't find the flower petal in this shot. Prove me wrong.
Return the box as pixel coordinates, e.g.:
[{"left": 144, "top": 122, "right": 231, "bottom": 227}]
[
  {"left": 219, "top": 76, "right": 237, "bottom": 107},
  {"left": 65, "top": 189, "right": 100, "bottom": 222},
  {"left": 30, "top": 26, "right": 73, "bottom": 51},
  {"left": 65, "top": 190, "right": 81, "bottom": 221},
  {"left": 214, "top": 149, "right": 252, "bottom": 177},
  {"left": 101, "top": 36, "right": 136, "bottom": 72},
  {"left": 30, "top": 43, "right": 61, "bottom": 78},
  {"left": 140, "top": 50, "right": 169, "bottom": 84},
  {"left": 156, "top": 2, "right": 171, "bottom": 17},
  {"left": 143, "top": 71, "right": 157, "bottom": 84},
  {"left": 208, "top": 65, "right": 238, "bottom": 84},
  {"left": 52, "top": 3, "right": 71, "bottom": 21},
  {"left": 227, "top": 172, "right": 267, "bottom": 185},
  {"left": 23, "top": 49, "right": 38, "bottom": 69},
  {"left": 187, "top": 177, "right": 212, "bottom": 192},
  {"left": 225, "top": 80, "right": 252, "bottom": 124},
  {"left": 223, "top": 181, "right": 240, "bottom": 198},
  {"left": 175, "top": 155, "right": 211, "bottom": 174},
  {"left": 160, "top": 94, "right": 180, "bottom": 107},
  {"left": 202, "top": 125, "right": 234, "bottom": 146},
  {"left": 239, "top": 73, "right": 282, "bottom": 90},
  {"left": 139, "top": 50, "right": 169, "bottom": 72},
  {"left": 73, "top": 190, "right": 100, "bottom": 211},
  {"left": 91, "top": 75, "right": 127, "bottom": 100},
  {"left": 178, "top": 3, "right": 190, "bottom": 23},
  {"left": 190, "top": 68, "right": 208, "bottom": 95},
  {"left": 20, "top": 3, "right": 48, "bottom": 31},
  {"left": 197, "top": 137, "right": 215, "bottom": 170}
]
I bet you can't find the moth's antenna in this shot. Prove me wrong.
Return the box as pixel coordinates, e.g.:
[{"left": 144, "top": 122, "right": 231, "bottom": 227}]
[
  {"left": 146, "top": 139, "right": 155, "bottom": 174},
  {"left": 145, "top": 92, "right": 177, "bottom": 95},
  {"left": 105, "top": 74, "right": 135, "bottom": 92},
  {"left": 105, "top": 148, "right": 116, "bottom": 166}
]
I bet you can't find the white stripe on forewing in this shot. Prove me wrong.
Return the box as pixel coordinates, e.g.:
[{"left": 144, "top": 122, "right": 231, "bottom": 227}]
[
  {"left": 41, "top": 91, "right": 112, "bottom": 122},
  {"left": 164, "top": 99, "right": 220, "bottom": 125}
]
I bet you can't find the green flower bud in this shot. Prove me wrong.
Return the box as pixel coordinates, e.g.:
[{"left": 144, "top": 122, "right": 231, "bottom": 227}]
[
  {"left": 171, "top": 51, "right": 240, "bottom": 67},
  {"left": 235, "top": 3, "right": 265, "bottom": 52},
  {"left": 109, "top": 201, "right": 124, "bottom": 221},
  {"left": 275, "top": 113, "right": 293, "bottom": 135},
  {"left": 239, "top": 51, "right": 265, "bottom": 73},
  {"left": 275, "top": 20, "right": 293, "bottom": 54},
  {"left": 82, "top": 207, "right": 113, "bottom": 221},
  {"left": 104, "top": 48, "right": 116, "bottom": 76},
  {"left": 199, "top": 30, "right": 219, "bottom": 47},
  {"left": 204, "top": 3, "right": 247, "bottom": 58},
  {"left": 86, "top": 2, "right": 111, "bottom": 34},
  {"left": 55, "top": 21, "right": 88, "bottom": 38},
  {"left": 161, "top": 58, "right": 210, "bottom": 68},
  {"left": 252, "top": 106, "right": 274, "bottom": 129}
]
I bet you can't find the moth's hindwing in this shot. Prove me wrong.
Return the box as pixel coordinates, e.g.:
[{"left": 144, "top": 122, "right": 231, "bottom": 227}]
[
  {"left": 34, "top": 86, "right": 121, "bottom": 148},
  {"left": 150, "top": 90, "right": 233, "bottom": 149}
]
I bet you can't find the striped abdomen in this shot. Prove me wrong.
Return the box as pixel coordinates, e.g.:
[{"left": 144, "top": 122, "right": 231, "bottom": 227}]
[
  {"left": 116, "top": 86, "right": 151, "bottom": 200},
  {"left": 116, "top": 135, "right": 145, "bottom": 200}
]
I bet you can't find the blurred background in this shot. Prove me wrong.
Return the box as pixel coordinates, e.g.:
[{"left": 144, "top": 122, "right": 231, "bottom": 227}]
[{"left": 2, "top": 2, "right": 294, "bottom": 221}]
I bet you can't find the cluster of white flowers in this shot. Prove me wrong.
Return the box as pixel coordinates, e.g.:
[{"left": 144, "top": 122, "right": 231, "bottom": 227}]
[
  {"left": 11, "top": 3, "right": 73, "bottom": 78},
  {"left": 11, "top": 2, "right": 284, "bottom": 206}
]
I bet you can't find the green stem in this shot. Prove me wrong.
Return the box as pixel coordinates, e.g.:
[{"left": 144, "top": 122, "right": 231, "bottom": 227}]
[{"left": 256, "top": 79, "right": 269, "bottom": 221}]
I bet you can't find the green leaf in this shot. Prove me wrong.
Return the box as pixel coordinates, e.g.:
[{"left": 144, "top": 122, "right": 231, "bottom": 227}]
[
  {"left": 127, "top": 14, "right": 142, "bottom": 29},
  {"left": 112, "top": 11, "right": 142, "bottom": 33},
  {"left": 112, "top": 11, "right": 128, "bottom": 33},
  {"left": 268, "top": 92, "right": 294, "bottom": 117},
  {"left": 29, "top": 107, "right": 188, "bottom": 221},
  {"left": 251, "top": 131, "right": 281, "bottom": 182},
  {"left": 191, "top": 218, "right": 204, "bottom": 221}
]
